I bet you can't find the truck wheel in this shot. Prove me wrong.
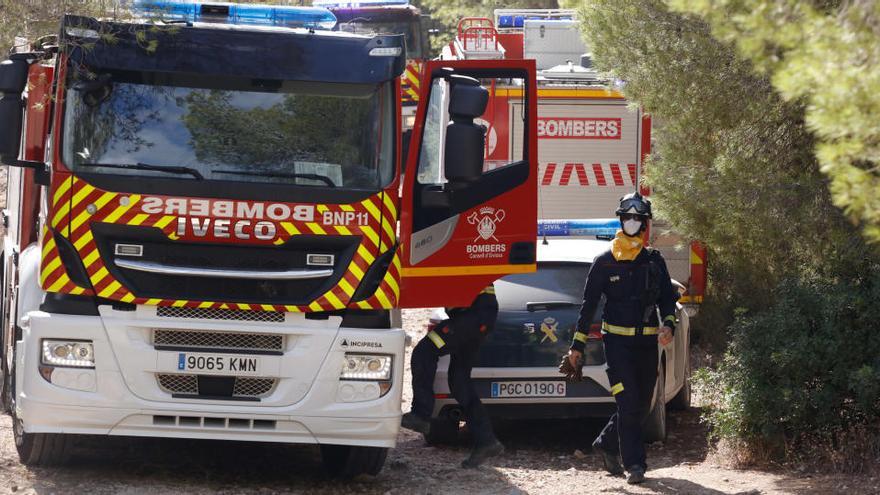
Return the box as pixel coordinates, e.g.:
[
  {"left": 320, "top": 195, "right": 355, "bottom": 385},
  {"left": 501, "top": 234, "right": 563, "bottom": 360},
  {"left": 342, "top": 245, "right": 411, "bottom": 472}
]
[
  {"left": 15, "top": 427, "right": 73, "bottom": 466},
  {"left": 320, "top": 444, "right": 388, "bottom": 478},
  {"left": 0, "top": 365, "right": 10, "bottom": 413},
  {"left": 643, "top": 359, "right": 667, "bottom": 443},
  {"left": 424, "top": 418, "right": 459, "bottom": 446},
  {"left": 11, "top": 360, "right": 72, "bottom": 466}
]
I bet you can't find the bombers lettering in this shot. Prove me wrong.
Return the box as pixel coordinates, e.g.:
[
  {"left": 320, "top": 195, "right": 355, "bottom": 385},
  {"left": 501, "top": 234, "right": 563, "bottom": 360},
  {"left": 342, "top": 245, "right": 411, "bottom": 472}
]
[
  {"left": 466, "top": 244, "right": 507, "bottom": 254},
  {"left": 140, "top": 197, "right": 315, "bottom": 222},
  {"left": 537, "top": 118, "right": 622, "bottom": 139}
]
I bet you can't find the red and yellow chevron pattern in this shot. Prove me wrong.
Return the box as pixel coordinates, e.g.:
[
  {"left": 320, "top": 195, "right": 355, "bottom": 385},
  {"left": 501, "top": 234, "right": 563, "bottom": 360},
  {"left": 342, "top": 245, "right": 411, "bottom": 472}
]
[
  {"left": 39, "top": 226, "right": 94, "bottom": 296},
  {"left": 401, "top": 60, "right": 422, "bottom": 103},
  {"left": 41, "top": 175, "right": 401, "bottom": 312}
]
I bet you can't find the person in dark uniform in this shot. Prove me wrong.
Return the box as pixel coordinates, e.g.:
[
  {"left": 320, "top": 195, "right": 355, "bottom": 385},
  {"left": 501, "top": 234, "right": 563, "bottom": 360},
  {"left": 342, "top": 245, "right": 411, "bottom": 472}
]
[
  {"left": 401, "top": 284, "right": 503, "bottom": 468},
  {"left": 566, "top": 192, "right": 678, "bottom": 484}
]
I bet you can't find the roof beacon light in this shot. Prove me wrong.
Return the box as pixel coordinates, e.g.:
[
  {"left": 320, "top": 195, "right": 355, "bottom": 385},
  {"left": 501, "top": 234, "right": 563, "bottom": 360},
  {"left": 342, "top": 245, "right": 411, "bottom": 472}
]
[
  {"left": 369, "top": 46, "right": 402, "bottom": 57},
  {"left": 538, "top": 218, "right": 620, "bottom": 238},
  {"left": 313, "top": 0, "right": 409, "bottom": 8},
  {"left": 132, "top": 1, "right": 338, "bottom": 30}
]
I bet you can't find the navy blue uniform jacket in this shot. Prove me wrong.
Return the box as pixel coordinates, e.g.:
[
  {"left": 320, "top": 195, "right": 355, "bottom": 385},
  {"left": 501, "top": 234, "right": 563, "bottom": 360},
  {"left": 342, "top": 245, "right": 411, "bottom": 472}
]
[{"left": 571, "top": 247, "right": 678, "bottom": 352}]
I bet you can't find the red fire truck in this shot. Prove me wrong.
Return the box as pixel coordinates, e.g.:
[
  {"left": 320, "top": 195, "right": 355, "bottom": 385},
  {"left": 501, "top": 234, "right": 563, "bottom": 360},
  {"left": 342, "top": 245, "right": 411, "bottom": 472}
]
[
  {"left": 0, "top": 2, "right": 538, "bottom": 476},
  {"left": 440, "top": 11, "right": 707, "bottom": 305}
]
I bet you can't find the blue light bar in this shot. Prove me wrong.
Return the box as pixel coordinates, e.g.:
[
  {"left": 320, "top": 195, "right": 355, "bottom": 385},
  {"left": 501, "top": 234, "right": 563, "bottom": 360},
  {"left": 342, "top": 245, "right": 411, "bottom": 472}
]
[
  {"left": 313, "top": 0, "right": 409, "bottom": 8},
  {"left": 132, "top": 1, "right": 338, "bottom": 30},
  {"left": 538, "top": 218, "right": 620, "bottom": 238},
  {"left": 500, "top": 14, "right": 575, "bottom": 28}
]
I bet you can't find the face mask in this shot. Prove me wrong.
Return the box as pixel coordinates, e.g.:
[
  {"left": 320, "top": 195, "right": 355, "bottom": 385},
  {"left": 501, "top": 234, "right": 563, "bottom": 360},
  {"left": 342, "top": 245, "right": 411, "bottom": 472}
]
[{"left": 623, "top": 219, "right": 642, "bottom": 236}]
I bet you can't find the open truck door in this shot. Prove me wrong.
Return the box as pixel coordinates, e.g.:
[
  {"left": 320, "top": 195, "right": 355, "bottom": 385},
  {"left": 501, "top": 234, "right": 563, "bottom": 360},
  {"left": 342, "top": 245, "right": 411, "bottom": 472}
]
[{"left": 399, "top": 59, "right": 538, "bottom": 308}]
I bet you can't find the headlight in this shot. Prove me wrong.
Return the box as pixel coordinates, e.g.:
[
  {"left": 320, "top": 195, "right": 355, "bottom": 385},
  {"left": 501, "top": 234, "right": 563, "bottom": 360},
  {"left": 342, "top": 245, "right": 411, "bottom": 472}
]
[
  {"left": 41, "top": 340, "right": 95, "bottom": 368},
  {"left": 340, "top": 354, "right": 391, "bottom": 381}
]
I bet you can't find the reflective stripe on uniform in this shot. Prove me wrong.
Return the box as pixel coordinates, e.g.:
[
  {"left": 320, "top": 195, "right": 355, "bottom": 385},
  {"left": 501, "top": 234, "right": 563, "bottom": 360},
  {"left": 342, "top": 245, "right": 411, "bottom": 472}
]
[
  {"left": 573, "top": 331, "right": 589, "bottom": 343},
  {"left": 427, "top": 331, "right": 446, "bottom": 349},
  {"left": 663, "top": 315, "right": 676, "bottom": 325},
  {"left": 610, "top": 382, "right": 624, "bottom": 395},
  {"left": 480, "top": 285, "right": 495, "bottom": 295},
  {"left": 602, "top": 322, "right": 659, "bottom": 336}
]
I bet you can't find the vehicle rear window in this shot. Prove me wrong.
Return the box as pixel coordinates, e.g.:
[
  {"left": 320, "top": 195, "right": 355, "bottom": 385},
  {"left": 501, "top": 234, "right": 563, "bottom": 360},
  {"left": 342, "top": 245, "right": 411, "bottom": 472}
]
[{"left": 495, "top": 262, "right": 589, "bottom": 311}]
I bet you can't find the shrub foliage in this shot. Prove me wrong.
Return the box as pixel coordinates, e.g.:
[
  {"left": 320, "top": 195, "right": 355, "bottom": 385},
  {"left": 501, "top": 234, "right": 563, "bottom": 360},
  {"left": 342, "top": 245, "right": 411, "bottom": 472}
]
[
  {"left": 579, "top": 0, "right": 880, "bottom": 464},
  {"left": 695, "top": 271, "right": 880, "bottom": 456}
]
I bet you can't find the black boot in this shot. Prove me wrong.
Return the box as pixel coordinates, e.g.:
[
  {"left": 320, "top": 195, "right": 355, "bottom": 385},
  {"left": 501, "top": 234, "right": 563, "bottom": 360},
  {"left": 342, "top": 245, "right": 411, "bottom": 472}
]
[
  {"left": 626, "top": 465, "right": 646, "bottom": 484},
  {"left": 591, "top": 438, "right": 623, "bottom": 475},
  {"left": 401, "top": 412, "right": 430, "bottom": 434},
  {"left": 461, "top": 439, "right": 504, "bottom": 468}
]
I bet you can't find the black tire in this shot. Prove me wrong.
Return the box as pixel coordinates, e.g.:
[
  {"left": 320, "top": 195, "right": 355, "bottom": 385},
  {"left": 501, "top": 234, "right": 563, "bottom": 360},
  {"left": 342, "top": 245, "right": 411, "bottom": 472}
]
[
  {"left": 0, "top": 363, "right": 10, "bottom": 414},
  {"left": 424, "top": 417, "right": 459, "bottom": 446},
  {"left": 320, "top": 444, "right": 388, "bottom": 478},
  {"left": 643, "top": 358, "right": 667, "bottom": 443},
  {"left": 8, "top": 336, "right": 72, "bottom": 467},
  {"left": 14, "top": 425, "right": 73, "bottom": 466}
]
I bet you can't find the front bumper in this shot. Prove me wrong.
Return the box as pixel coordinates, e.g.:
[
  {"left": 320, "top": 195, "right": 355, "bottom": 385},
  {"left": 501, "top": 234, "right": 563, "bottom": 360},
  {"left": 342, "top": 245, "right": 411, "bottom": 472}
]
[{"left": 15, "top": 306, "right": 405, "bottom": 448}]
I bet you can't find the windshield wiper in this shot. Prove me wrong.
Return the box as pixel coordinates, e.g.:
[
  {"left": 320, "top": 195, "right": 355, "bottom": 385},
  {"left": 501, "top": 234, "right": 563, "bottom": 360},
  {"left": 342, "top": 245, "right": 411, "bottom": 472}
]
[
  {"left": 526, "top": 301, "right": 580, "bottom": 312},
  {"left": 213, "top": 169, "right": 336, "bottom": 188},
  {"left": 78, "top": 162, "right": 204, "bottom": 180}
]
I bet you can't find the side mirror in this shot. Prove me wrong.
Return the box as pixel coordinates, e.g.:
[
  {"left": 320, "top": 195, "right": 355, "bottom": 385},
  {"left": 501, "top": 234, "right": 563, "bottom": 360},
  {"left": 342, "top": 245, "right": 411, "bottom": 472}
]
[
  {"left": 0, "top": 58, "right": 29, "bottom": 165},
  {"left": 444, "top": 75, "right": 488, "bottom": 185}
]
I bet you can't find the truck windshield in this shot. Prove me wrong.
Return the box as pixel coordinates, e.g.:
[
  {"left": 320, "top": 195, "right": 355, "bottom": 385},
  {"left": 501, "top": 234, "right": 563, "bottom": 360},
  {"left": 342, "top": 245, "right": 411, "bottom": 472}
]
[{"left": 62, "top": 70, "right": 395, "bottom": 190}]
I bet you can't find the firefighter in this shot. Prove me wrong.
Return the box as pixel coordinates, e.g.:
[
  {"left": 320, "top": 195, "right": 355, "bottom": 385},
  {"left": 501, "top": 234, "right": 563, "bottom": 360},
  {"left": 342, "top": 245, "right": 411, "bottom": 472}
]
[
  {"left": 562, "top": 191, "right": 678, "bottom": 484},
  {"left": 401, "top": 284, "right": 504, "bottom": 468}
]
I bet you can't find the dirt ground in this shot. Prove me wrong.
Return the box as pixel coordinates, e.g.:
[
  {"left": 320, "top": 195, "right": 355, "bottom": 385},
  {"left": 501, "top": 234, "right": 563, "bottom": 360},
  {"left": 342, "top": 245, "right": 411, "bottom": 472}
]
[{"left": 0, "top": 308, "right": 876, "bottom": 494}]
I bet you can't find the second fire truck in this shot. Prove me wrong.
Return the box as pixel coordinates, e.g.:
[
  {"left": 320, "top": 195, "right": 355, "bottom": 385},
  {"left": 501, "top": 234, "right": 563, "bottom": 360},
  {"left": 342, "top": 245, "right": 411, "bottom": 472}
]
[{"left": 440, "top": 10, "right": 707, "bottom": 305}]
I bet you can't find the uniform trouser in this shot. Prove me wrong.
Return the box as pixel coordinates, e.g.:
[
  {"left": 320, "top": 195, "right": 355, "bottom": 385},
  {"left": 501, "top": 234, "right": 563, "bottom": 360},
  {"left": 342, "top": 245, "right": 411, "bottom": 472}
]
[
  {"left": 594, "top": 334, "right": 659, "bottom": 470},
  {"left": 410, "top": 296, "right": 497, "bottom": 447}
]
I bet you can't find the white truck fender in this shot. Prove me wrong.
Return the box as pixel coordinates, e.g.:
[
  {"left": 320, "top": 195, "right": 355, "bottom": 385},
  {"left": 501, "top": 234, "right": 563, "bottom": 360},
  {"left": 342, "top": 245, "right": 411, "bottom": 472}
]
[{"left": 17, "top": 242, "right": 46, "bottom": 326}]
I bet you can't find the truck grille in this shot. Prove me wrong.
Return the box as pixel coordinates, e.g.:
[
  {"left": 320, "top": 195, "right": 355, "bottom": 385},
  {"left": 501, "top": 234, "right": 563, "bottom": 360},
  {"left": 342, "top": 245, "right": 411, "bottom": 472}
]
[
  {"left": 91, "top": 223, "right": 360, "bottom": 305},
  {"left": 156, "top": 306, "right": 285, "bottom": 323},
  {"left": 153, "top": 329, "right": 284, "bottom": 353},
  {"left": 157, "top": 374, "right": 277, "bottom": 399}
]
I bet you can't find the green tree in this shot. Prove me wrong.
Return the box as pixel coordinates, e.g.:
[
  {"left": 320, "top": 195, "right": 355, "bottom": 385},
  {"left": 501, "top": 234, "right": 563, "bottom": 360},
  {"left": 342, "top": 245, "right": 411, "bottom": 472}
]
[
  {"left": 668, "top": 0, "right": 880, "bottom": 242},
  {"left": 0, "top": 1, "right": 120, "bottom": 52},
  {"left": 578, "top": 0, "right": 880, "bottom": 463},
  {"left": 579, "top": 0, "right": 864, "bottom": 309}
]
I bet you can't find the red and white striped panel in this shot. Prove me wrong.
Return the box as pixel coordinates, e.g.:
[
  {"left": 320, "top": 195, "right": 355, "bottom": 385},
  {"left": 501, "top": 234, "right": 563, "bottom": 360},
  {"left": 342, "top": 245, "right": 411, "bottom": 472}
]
[{"left": 539, "top": 163, "right": 638, "bottom": 187}]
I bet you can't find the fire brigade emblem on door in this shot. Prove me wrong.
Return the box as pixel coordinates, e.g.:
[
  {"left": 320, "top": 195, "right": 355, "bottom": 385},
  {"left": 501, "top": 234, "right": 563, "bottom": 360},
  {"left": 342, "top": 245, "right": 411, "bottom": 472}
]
[{"left": 468, "top": 206, "right": 505, "bottom": 242}]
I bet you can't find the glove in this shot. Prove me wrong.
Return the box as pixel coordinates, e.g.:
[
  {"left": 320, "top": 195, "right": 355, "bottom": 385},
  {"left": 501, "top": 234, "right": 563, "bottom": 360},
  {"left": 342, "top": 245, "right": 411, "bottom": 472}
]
[{"left": 558, "top": 353, "right": 584, "bottom": 383}]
